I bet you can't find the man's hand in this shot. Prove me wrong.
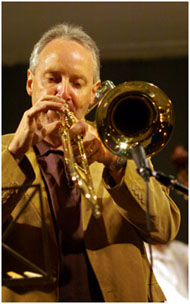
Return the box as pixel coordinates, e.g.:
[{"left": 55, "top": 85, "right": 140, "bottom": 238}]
[
  {"left": 70, "top": 121, "right": 117, "bottom": 166},
  {"left": 70, "top": 121, "right": 126, "bottom": 184},
  {"left": 8, "top": 95, "right": 65, "bottom": 162}
]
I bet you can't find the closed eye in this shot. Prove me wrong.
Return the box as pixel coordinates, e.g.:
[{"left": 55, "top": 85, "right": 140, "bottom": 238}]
[
  {"left": 45, "top": 73, "right": 61, "bottom": 83},
  {"left": 72, "top": 78, "right": 86, "bottom": 89},
  {"left": 48, "top": 77, "right": 56, "bottom": 82},
  {"left": 74, "top": 82, "right": 82, "bottom": 88}
]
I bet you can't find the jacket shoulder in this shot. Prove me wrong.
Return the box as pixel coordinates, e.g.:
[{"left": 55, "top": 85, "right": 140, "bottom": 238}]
[{"left": 2, "top": 133, "right": 15, "bottom": 146}]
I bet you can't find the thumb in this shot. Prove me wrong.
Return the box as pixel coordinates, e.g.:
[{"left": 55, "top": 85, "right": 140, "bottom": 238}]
[{"left": 69, "top": 121, "right": 88, "bottom": 140}]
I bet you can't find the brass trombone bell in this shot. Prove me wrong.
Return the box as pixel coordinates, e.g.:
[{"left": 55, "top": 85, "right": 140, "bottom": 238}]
[{"left": 89, "top": 81, "right": 174, "bottom": 159}]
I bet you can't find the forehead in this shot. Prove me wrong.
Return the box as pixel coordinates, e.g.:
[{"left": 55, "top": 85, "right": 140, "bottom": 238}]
[{"left": 37, "top": 38, "right": 94, "bottom": 74}]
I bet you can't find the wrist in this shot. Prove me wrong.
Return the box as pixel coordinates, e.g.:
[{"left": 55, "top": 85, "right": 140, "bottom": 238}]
[{"left": 8, "top": 144, "right": 25, "bottom": 164}]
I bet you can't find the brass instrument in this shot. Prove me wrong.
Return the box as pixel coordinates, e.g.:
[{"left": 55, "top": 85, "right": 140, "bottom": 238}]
[
  {"left": 90, "top": 80, "right": 174, "bottom": 159},
  {"left": 59, "top": 80, "right": 174, "bottom": 219},
  {"left": 58, "top": 104, "right": 101, "bottom": 219}
]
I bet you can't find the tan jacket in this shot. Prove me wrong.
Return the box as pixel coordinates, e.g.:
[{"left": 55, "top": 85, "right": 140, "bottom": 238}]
[{"left": 2, "top": 134, "right": 180, "bottom": 302}]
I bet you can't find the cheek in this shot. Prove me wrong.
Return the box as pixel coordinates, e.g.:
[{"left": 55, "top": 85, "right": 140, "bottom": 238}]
[
  {"left": 74, "top": 88, "right": 92, "bottom": 107},
  {"left": 31, "top": 82, "right": 56, "bottom": 104},
  {"left": 73, "top": 92, "right": 91, "bottom": 119}
]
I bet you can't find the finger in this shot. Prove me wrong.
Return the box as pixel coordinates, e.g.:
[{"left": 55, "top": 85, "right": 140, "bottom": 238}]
[
  {"left": 86, "top": 145, "right": 95, "bottom": 157},
  {"left": 35, "top": 121, "right": 62, "bottom": 140},
  {"left": 36, "top": 121, "right": 43, "bottom": 130},
  {"left": 26, "top": 101, "right": 66, "bottom": 120},
  {"left": 84, "top": 138, "right": 100, "bottom": 156},
  {"left": 70, "top": 121, "right": 88, "bottom": 140},
  {"left": 38, "top": 95, "right": 76, "bottom": 116},
  {"left": 39, "top": 95, "right": 66, "bottom": 103},
  {"left": 43, "top": 121, "right": 62, "bottom": 136},
  {"left": 73, "top": 141, "right": 97, "bottom": 164}
]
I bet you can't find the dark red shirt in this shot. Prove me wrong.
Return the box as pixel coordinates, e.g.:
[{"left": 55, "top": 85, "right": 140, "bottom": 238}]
[{"left": 34, "top": 141, "right": 104, "bottom": 302}]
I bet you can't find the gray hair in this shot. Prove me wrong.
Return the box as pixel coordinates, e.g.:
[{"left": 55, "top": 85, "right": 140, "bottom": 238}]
[{"left": 29, "top": 23, "right": 100, "bottom": 83}]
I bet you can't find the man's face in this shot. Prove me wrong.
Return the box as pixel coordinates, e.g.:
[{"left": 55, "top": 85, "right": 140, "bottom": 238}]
[{"left": 27, "top": 38, "right": 99, "bottom": 121}]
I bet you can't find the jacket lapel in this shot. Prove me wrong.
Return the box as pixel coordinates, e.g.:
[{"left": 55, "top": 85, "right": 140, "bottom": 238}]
[{"left": 81, "top": 162, "right": 104, "bottom": 231}]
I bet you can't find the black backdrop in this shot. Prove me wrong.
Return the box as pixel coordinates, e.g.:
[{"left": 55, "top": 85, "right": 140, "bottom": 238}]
[{"left": 2, "top": 57, "right": 188, "bottom": 243}]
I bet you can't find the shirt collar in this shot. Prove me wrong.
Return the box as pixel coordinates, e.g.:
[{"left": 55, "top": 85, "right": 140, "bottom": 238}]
[{"left": 35, "top": 140, "right": 64, "bottom": 157}]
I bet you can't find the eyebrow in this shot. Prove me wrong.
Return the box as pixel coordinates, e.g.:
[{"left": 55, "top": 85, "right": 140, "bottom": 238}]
[{"left": 43, "top": 70, "right": 88, "bottom": 83}]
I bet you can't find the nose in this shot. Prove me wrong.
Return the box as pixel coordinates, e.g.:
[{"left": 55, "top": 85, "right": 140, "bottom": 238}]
[{"left": 56, "top": 80, "right": 71, "bottom": 101}]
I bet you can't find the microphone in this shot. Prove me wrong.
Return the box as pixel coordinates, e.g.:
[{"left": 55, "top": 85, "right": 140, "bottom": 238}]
[
  {"left": 129, "top": 144, "right": 151, "bottom": 181},
  {"left": 130, "top": 144, "right": 188, "bottom": 195}
]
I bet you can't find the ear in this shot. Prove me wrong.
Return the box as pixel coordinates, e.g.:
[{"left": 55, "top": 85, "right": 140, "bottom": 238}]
[
  {"left": 89, "top": 80, "right": 101, "bottom": 106},
  {"left": 26, "top": 69, "right": 34, "bottom": 96}
]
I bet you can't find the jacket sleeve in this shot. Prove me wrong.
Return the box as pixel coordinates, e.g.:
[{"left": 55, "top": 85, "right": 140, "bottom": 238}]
[
  {"left": 2, "top": 134, "right": 35, "bottom": 224},
  {"left": 104, "top": 159, "right": 181, "bottom": 244}
]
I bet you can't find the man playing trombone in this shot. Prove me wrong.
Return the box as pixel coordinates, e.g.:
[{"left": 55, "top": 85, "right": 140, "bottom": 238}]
[{"left": 2, "top": 23, "right": 180, "bottom": 302}]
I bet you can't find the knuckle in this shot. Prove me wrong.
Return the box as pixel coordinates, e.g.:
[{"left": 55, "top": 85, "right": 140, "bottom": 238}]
[{"left": 41, "top": 127, "right": 47, "bottom": 137}]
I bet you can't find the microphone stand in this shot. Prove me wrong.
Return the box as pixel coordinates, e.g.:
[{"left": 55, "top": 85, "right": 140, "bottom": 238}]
[
  {"left": 151, "top": 170, "right": 188, "bottom": 195},
  {"left": 129, "top": 143, "right": 188, "bottom": 302},
  {"left": 129, "top": 144, "right": 153, "bottom": 301},
  {"left": 129, "top": 144, "right": 188, "bottom": 196},
  {"left": 129, "top": 144, "right": 151, "bottom": 182}
]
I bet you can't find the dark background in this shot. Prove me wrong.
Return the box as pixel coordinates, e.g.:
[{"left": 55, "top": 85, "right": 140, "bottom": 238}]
[{"left": 2, "top": 2, "right": 188, "bottom": 243}]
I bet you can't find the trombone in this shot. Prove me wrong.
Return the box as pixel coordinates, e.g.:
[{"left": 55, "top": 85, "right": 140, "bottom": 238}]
[{"left": 59, "top": 80, "right": 174, "bottom": 219}]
